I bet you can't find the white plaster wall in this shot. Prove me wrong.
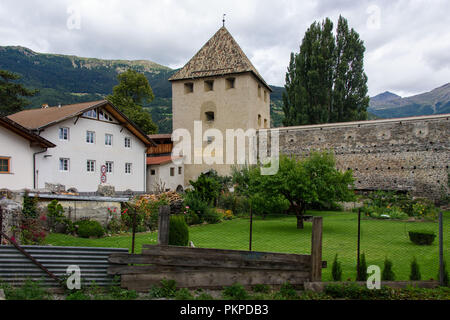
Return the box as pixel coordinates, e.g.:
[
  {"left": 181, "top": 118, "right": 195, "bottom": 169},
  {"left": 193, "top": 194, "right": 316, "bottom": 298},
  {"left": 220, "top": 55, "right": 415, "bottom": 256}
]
[
  {"left": 35, "top": 116, "right": 147, "bottom": 192},
  {"left": 0, "top": 125, "right": 40, "bottom": 190},
  {"left": 146, "top": 162, "right": 184, "bottom": 192}
]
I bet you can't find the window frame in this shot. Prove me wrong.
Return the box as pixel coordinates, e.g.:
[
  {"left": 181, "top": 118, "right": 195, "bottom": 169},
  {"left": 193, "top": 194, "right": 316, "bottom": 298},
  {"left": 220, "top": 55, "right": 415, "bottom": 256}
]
[
  {"left": 59, "top": 127, "right": 69, "bottom": 141},
  {"left": 124, "top": 137, "right": 132, "bottom": 148},
  {"left": 170, "top": 167, "right": 175, "bottom": 177},
  {"left": 105, "top": 161, "right": 114, "bottom": 174},
  {"left": 59, "top": 158, "right": 70, "bottom": 172},
  {"left": 125, "top": 162, "right": 132, "bottom": 174},
  {"left": 86, "top": 131, "right": 95, "bottom": 144},
  {"left": 0, "top": 157, "right": 11, "bottom": 174},
  {"left": 105, "top": 134, "right": 113, "bottom": 146},
  {"left": 86, "top": 160, "right": 96, "bottom": 173}
]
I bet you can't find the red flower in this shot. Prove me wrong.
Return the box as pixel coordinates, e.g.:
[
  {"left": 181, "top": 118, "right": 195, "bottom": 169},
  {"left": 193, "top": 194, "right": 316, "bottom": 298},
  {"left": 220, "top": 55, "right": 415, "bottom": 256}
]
[
  {"left": 10, "top": 236, "right": 16, "bottom": 243},
  {"left": 40, "top": 215, "right": 47, "bottom": 221}
]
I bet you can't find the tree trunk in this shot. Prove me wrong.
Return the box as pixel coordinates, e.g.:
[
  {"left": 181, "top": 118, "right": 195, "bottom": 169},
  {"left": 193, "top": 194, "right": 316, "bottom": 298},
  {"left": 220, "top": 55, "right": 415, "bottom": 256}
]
[{"left": 295, "top": 203, "right": 305, "bottom": 229}]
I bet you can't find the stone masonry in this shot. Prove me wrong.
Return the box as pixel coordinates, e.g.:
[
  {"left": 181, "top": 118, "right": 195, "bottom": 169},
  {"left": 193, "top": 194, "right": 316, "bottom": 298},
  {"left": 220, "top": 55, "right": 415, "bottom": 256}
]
[{"left": 272, "top": 114, "right": 449, "bottom": 200}]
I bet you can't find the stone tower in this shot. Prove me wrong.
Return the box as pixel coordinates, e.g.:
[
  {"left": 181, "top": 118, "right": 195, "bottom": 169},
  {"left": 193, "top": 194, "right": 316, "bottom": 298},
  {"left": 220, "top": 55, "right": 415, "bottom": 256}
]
[{"left": 170, "top": 27, "right": 271, "bottom": 185}]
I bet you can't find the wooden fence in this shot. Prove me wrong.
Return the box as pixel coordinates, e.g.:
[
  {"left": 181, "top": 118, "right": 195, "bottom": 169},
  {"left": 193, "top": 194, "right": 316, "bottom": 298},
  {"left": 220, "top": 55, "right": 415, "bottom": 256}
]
[{"left": 108, "top": 217, "right": 325, "bottom": 291}]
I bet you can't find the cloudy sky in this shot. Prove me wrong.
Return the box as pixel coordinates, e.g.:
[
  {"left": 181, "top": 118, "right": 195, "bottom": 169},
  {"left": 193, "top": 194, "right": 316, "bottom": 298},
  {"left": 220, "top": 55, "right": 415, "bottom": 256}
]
[{"left": 0, "top": 0, "right": 449, "bottom": 97}]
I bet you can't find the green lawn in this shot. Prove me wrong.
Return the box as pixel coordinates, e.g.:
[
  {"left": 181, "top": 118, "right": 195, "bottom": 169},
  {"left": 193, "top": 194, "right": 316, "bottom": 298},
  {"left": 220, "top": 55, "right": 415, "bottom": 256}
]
[{"left": 45, "top": 210, "right": 450, "bottom": 281}]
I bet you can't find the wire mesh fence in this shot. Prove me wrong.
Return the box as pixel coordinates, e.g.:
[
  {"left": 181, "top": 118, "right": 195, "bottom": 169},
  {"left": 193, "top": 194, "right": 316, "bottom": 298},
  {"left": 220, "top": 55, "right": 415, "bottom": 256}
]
[{"left": 182, "top": 209, "right": 448, "bottom": 282}]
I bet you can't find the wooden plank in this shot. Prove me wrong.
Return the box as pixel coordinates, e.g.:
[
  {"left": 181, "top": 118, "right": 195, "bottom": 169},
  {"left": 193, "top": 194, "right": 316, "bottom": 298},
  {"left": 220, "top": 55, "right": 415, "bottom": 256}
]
[
  {"left": 108, "top": 253, "right": 310, "bottom": 271},
  {"left": 311, "top": 216, "right": 323, "bottom": 281},
  {"left": 158, "top": 206, "right": 170, "bottom": 245},
  {"left": 121, "top": 269, "right": 311, "bottom": 291},
  {"left": 141, "top": 245, "right": 311, "bottom": 264}
]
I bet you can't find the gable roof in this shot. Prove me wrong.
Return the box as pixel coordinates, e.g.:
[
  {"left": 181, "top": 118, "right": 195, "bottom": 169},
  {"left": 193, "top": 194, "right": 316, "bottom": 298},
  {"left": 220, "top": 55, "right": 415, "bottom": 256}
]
[
  {"left": 168, "top": 27, "right": 271, "bottom": 91},
  {"left": 0, "top": 117, "right": 55, "bottom": 148},
  {"left": 8, "top": 100, "right": 156, "bottom": 147},
  {"left": 147, "top": 155, "right": 182, "bottom": 166}
]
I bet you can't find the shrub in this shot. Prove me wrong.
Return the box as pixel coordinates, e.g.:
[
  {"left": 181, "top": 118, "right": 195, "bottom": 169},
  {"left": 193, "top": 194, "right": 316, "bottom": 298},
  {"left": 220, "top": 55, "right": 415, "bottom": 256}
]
[
  {"left": 332, "top": 254, "right": 342, "bottom": 281},
  {"left": 252, "top": 284, "right": 270, "bottom": 294},
  {"left": 3, "top": 279, "right": 50, "bottom": 300},
  {"left": 183, "top": 191, "right": 210, "bottom": 222},
  {"left": 76, "top": 219, "right": 105, "bottom": 238},
  {"left": 410, "top": 257, "right": 421, "bottom": 281},
  {"left": 408, "top": 230, "right": 436, "bottom": 245},
  {"left": 203, "top": 207, "right": 221, "bottom": 224},
  {"left": 22, "top": 190, "right": 38, "bottom": 218},
  {"left": 222, "top": 283, "right": 249, "bottom": 300},
  {"left": 324, "top": 283, "right": 392, "bottom": 300},
  {"left": 148, "top": 279, "right": 177, "bottom": 299},
  {"left": 175, "top": 288, "right": 194, "bottom": 300},
  {"left": 357, "top": 253, "right": 368, "bottom": 281},
  {"left": 382, "top": 258, "right": 395, "bottom": 281},
  {"left": 66, "top": 290, "right": 90, "bottom": 300},
  {"left": 189, "top": 173, "right": 222, "bottom": 204},
  {"left": 169, "top": 215, "right": 189, "bottom": 246},
  {"left": 274, "top": 282, "right": 298, "bottom": 300},
  {"left": 19, "top": 217, "right": 47, "bottom": 245},
  {"left": 251, "top": 193, "right": 290, "bottom": 218}
]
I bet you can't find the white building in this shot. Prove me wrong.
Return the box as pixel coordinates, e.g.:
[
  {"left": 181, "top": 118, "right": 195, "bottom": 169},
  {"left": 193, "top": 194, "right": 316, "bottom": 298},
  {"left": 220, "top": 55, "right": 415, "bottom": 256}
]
[
  {"left": 0, "top": 117, "right": 55, "bottom": 191},
  {"left": 7, "top": 100, "right": 154, "bottom": 192},
  {"left": 146, "top": 134, "right": 184, "bottom": 193}
]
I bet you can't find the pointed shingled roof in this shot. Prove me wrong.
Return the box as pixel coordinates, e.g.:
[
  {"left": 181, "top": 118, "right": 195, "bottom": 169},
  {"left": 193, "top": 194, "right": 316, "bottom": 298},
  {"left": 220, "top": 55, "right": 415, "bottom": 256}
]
[{"left": 169, "top": 27, "right": 271, "bottom": 91}]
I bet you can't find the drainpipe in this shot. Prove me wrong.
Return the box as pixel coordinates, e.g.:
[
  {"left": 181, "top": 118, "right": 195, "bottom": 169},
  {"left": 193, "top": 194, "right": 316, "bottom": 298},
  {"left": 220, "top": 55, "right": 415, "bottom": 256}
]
[{"left": 33, "top": 148, "right": 47, "bottom": 189}]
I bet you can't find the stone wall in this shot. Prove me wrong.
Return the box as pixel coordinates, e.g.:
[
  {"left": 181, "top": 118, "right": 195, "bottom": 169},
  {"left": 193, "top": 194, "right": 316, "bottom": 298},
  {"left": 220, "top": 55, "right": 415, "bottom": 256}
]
[
  {"left": 272, "top": 114, "right": 449, "bottom": 200},
  {"left": 0, "top": 198, "right": 22, "bottom": 243},
  {"left": 36, "top": 199, "right": 121, "bottom": 227}
]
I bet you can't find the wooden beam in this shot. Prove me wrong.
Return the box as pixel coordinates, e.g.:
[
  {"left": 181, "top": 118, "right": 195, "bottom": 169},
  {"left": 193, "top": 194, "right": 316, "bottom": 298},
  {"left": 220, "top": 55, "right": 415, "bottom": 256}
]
[
  {"left": 108, "top": 253, "right": 310, "bottom": 271},
  {"left": 157, "top": 206, "right": 170, "bottom": 245},
  {"left": 311, "top": 216, "right": 323, "bottom": 281}
]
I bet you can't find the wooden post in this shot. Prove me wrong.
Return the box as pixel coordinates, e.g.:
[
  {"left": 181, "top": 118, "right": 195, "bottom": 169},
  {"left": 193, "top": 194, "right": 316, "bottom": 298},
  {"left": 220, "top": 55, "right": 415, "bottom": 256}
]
[
  {"left": 158, "top": 205, "right": 170, "bottom": 245},
  {"left": 311, "top": 216, "right": 323, "bottom": 281}
]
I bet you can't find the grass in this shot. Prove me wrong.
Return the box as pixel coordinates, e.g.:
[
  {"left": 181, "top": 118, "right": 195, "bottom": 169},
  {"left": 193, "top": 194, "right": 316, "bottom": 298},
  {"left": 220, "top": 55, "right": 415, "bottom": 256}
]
[{"left": 44, "top": 210, "right": 450, "bottom": 281}]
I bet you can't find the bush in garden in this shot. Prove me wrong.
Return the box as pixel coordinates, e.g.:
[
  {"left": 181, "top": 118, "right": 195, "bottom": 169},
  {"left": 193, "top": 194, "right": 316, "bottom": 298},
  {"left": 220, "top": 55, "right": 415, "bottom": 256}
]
[
  {"left": 183, "top": 191, "right": 211, "bottom": 222},
  {"left": 189, "top": 173, "right": 222, "bottom": 204},
  {"left": 382, "top": 258, "right": 395, "bottom": 281},
  {"left": 203, "top": 207, "right": 222, "bottom": 224},
  {"left": 168, "top": 215, "right": 189, "bottom": 246},
  {"left": 76, "top": 219, "right": 105, "bottom": 238},
  {"left": 222, "top": 283, "right": 249, "bottom": 300},
  {"left": 357, "top": 253, "right": 368, "bottom": 281},
  {"left": 409, "top": 257, "right": 421, "bottom": 281},
  {"left": 408, "top": 230, "right": 436, "bottom": 245},
  {"left": 22, "top": 190, "right": 38, "bottom": 218},
  {"left": 19, "top": 216, "right": 47, "bottom": 245},
  {"left": 250, "top": 193, "right": 290, "bottom": 218},
  {"left": 332, "top": 254, "right": 343, "bottom": 281}
]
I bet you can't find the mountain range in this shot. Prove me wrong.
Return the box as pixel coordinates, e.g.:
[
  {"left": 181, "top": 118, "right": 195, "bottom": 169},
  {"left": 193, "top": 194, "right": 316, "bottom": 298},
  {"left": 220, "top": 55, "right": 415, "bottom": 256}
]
[{"left": 0, "top": 45, "right": 448, "bottom": 132}]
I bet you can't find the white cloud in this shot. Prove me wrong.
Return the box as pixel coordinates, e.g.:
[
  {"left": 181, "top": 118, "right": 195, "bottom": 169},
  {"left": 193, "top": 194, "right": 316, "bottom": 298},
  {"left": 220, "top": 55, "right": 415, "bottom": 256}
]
[{"left": 0, "top": 0, "right": 449, "bottom": 97}]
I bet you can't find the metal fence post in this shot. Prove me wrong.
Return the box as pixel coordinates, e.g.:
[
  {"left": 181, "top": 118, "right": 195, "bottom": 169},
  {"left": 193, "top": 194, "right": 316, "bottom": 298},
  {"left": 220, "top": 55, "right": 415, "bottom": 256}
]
[
  {"left": 357, "top": 208, "right": 361, "bottom": 280},
  {"left": 249, "top": 203, "right": 253, "bottom": 251},
  {"left": 439, "top": 211, "right": 444, "bottom": 286},
  {"left": 158, "top": 205, "right": 170, "bottom": 245}
]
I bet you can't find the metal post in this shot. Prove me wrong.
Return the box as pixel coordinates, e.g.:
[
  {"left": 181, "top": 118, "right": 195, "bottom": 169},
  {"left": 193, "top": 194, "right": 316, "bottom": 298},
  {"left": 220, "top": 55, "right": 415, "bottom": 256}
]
[
  {"left": 439, "top": 211, "right": 444, "bottom": 286},
  {"left": 249, "top": 204, "right": 253, "bottom": 251},
  {"left": 357, "top": 208, "right": 361, "bottom": 281}
]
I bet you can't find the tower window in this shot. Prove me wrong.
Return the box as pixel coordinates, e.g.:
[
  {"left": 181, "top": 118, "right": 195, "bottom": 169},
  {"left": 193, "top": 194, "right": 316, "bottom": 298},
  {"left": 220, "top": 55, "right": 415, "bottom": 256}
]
[
  {"left": 204, "top": 80, "right": 214, "bottom": 92},
  {"left": 264, "top": 119, "right": 268, "bottom": 128},
  {"left": 205, "top": 111, "right": 215, "bottom": 122},
  {"left": 264, "top": 91, "right": 267, "bottom": 102},
  {"left": 226, "top": 77, "right": 235, "bottom": 89},
  {"left": 258, "top": 85, "right": 262, "bottom": 98},
  {"left": 184, "top": 82, "right": 194, "bottom": 94},
  {"left": 258, "top": 114, "right": 262, "bottom": 127}
]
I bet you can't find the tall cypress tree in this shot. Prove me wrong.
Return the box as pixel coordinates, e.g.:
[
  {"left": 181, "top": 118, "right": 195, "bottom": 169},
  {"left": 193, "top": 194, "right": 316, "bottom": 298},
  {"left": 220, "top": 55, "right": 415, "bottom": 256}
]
[{"left": 282, "top": 16, "right": 369, "bottom": 125}]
